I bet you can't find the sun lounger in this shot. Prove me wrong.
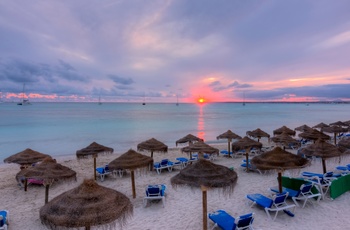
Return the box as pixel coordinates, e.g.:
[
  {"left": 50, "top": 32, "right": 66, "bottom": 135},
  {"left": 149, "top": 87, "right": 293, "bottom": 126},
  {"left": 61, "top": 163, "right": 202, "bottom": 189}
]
[
  {"left": 208, "top": 209, "right": 254, "bottom": 230},
  {"left": 270, "top": 183, "right": 321, "bottom": 208},
  {"left": 246, "top": 192, "right": 296, "bottom": 221},
  {"left": 143, "top": 184, "right": 166, "bottom": 208},
  {"left": 0, "top": 210, "right": 9, "bottom": 230},
  {"left": 96, "top": 164, "right": 113, "bottom": 181},
  {"left": 154, "top": 159, "right": 174, "bottom": 174},
  {"left": 240, "top": 162, "right": 262, "bottom": 174},
  {"left": 301, "top": 171, "right": 340, "bottom": 199}
]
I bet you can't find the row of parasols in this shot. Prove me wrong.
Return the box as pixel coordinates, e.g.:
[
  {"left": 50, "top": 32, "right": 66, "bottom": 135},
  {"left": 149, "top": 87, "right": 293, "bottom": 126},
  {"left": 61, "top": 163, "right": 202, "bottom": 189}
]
[{"left": 3, "top": 120, "right": 350, "bottom": 230}]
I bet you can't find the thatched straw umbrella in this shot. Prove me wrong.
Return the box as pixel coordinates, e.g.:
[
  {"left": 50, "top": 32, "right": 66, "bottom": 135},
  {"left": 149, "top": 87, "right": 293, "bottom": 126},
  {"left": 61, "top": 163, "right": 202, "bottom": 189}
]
[
  {"left": 313, "top": 122, "right": 329, "bottom": 130},
  {"left": 298, "top": 129, "right": 330, "bottom": 142},
  {"left": 273, "top": 126, "right": 296, "bottom": 136},
  {"left": 343, "top": 120, "right": 350, "bottom": 126},
  {"left": 321, "top": 125, "right": 349, "bottom": 145},
  {"left": 40, "top": 179, "right": 133, "bottom": 230},
  {"left": 16, "top": 158, "right": 76, "bottom": 204},
  {"left": 4, "top": 148, "right": 51, "bottom": 168},
  {"left": 176, "top": 134, "right": 203, "bottom": 146},
  {"left": 108, "top": 149, "right": 153, "bottom": 199},
  {"left": 298, "top": 139, "right": 343, "bottom": 173},
  {"left": 251, "top": 147, "right": 310, "bottom": 193},
  {"left": 76, "top": 142, "right": 113, "bottom": 180},
  {"left": 137, "top": 138, "right": 168, "bottom": 158},
  {"left": 231, "top": 136, "right": 262, "bottom": 172},
  {"left": 330, "top": 121, "right": 348, "bottom": 127},
  {"left": 246, "top": 128, "right": 270, "bottom": 142},
  {"left": 171, "top": 159, "right": 237, "bottom": 230},
  {"left": 216, "top": 130, "right": 242, "bottom": 157},
  {"left": 338, "top": 137, "right": 350, "bottom": 149},
  {"left": 271, "top": 132, "right": 300, "bottom": 150},
  {"left": 181, "top": 141, "right": 219, "bottom": 159},
  {"left": 294, "top": 124, "right": 313, "bottom": 132}
]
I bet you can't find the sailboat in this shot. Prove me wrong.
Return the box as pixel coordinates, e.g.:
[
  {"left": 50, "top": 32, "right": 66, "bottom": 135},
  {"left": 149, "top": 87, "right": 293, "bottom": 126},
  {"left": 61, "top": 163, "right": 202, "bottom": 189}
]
[
  {"left": 242, "top": 91, "right": 246, "bottom": 106},
  {"left": 0, "top": 91, "right": 3, "bottom": 103},
  {"left": 98, "top": 94, "right": 102, "bottom": 105},
  {"left": 142, "top": 93, "right": 146, "bottom": 105},
  {"left": 17, "top": 84, "right": 31, "bottom": 105},
  {"left": 176, "top": 94, "right": 179, "bottom": 106}
]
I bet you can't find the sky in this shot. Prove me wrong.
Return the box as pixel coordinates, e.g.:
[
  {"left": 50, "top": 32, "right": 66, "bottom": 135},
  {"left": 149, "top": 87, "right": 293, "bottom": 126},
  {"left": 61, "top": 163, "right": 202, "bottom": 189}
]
[{"left": 1, "top": 0, "right": 350, "bottom": 103}]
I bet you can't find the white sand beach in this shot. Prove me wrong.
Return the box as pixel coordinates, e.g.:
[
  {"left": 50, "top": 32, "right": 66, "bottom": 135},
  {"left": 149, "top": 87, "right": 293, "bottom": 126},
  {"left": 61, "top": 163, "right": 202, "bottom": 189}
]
[{"left": 1, "top": 142, "right": 350, "bottom": 230}]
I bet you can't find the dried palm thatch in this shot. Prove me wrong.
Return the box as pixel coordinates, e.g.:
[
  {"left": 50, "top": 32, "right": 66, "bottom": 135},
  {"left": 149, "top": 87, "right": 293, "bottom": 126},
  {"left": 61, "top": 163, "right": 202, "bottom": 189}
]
[
  {"left": 40, "top": 179, "right": 133, "bottom": 230},
  {"left": 217, "top": 130, "right": 242, "bottom": 157},
  {"left": 298, "top": 129, "right": 330, "bottom": 142},
  {"left": 137, "top": 138, "right": 168, "bottom": 158},
  {"left": 76, "top": 142, "right": 113, "bottom": 180},
  {"left": 246, "top": 128, "right": 270, "bottom": 142},
  {"left": 271, "top": 132, "right": 299, "bottom": 149},
  {"left": 273, "top": 126, "right": 296, "bottom": 136},
  {"left": 313, "top": 122, "right": 329, "bottom": 129},
  {"left": 321, "top": 125, "right": 349, "bottom": 145},
  {"left": 16, "top": 158, "right": 76, "bottom": 203},
  {"left": 109, "top": 149, "right": 153, "bottom": 199},
  {"left": 251, "top": 147, "right": 310, "bottom": 193},
  {"left": 4, "top": 148, "right": 51, "bottom": 166},
  {"left": 231, "top": 136, "right": 262, "bottom": 172},
  {"left": 330, "top": 121, "right": 348, "bottom": 127},
  {"left": 171, "top": 159, "right": 237, "bottom": 230},
  {"left": 294, "top": 124, "right": 313, "bottom": 132},
  {"left": 181, "top": 141, "right": 219, "bottom": 159},
  {"left": 176, "top": 134, "right": 203, "bottom": 146},
  {"left": 298, "top": 139, "right": 343, "bottom": 173},
  {"left": 338, "top": 137, "right": 350, "bottom": 149}
]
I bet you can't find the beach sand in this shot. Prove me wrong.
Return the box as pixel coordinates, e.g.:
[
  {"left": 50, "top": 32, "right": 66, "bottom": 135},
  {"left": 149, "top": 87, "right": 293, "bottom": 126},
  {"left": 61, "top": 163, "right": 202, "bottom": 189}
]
[{"left": 1, "top": 142, "right": 350, "bottom": 230}]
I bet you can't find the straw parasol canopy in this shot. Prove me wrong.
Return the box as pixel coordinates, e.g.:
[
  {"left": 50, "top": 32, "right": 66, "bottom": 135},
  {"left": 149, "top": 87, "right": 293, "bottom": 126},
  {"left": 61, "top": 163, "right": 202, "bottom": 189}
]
[
  {"left": 181, "top": 141, "right": 219, "bottom": 159},
  {"left": 40, "top": 179, "right": 133, "bottom": 230},
  {"left": 251, "top": 147, "right": 310, "bottom": 193},
  {"left": 171, "top": 159, "right": 237, "bottom": 230},
  {"left": 294, "top": 124, "right": 313, "bottom": 132},
  {"left": 344, "top": 120, "right": 350, "bottom": 126},
  {"left": 4, "top": 148, "right": 51, "bottom": 167},
  {"left": 321, "top": 125, "right": 349, "bottom": 145},
  {"left": 108, "top": 149, "right": 153, "bottom": 198},
  {"left": 271, "top": 132, "right": 300, "bottom": 150},
  {"left": 312, "top": 122, "right": 329, "bottom": 129},
  {"left": 216, "top": 130, "right": 242, "bottom": 157},
  {"left": 137, "top": 138, "right": 168, "bottom": 158},
  {"left": 338, "top": 137, "right": 350, "bottom": 149},
  {"left": 273, "top": 126, "right": 296, "bottom": 136},
  {"left": 298, "top": 139, "right": 343, "bottom": 174},
  {"left": 330, "top": 121, "right": 348, "bottom": 127},
  {"left": 76, "top": 142, "right": 114, "bottom": 180},
  {"left": 246, "top": 128, "right": 270, "bottom": 142},
  {"left": 16, "top": 158, "right": 76, "bottom": 203},
  {"left": 298, "top": 129, "right": 330, "bottom": 142},
  {"left": 176, "top": 134, "right": 203, "bottom": 146},
  {"left": 231, "top": 136, "right": 262, "bottom": 172}
]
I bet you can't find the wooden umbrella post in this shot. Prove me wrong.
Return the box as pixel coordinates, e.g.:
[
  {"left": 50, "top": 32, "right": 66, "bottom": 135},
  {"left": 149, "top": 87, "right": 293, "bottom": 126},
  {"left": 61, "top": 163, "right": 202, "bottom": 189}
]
[
  {"left": 201, "top": 185, "right": 208, "bottom": 230},
  {"left": 24, "top": 178, "right": 28, "bottom": 192},
  {"left": 93, "top": 157, "right": 97, "bottom": 180},
  {"left": 322, "top": 158, "right": 327, "bottom": 174},
  {"left": 45, "top": 184, "right": 50, "bottom": 204},
  {"left": 131, "top": 170, "right": 136, "bottom": 199},
  {"left": 227, "top": 139, "right": 231, "bottom": 158},
  {"left": 245, "top": 148, "right": 249, "bottom": 172},
  {"left": 278, "top": 171, "right": 283, "bottom": 193}
]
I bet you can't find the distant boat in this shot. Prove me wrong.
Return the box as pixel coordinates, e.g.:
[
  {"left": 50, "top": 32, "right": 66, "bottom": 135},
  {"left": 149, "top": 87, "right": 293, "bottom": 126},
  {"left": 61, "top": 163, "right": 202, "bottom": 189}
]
[
  {"left": 142, "top": 93, "right": 146, "bottom": 105},
  {"left": 17, "top": 84, "right": 31, "bottom": 106},
  {"left": 176, "top": 94, "right": 179, "bottom": 106},
  {"left": 242, "top": 91, "right": 246, "bottom": 106},
  {"left": 0, "top": 91, "right": 3, "bottom": 103},
  {"left": 98, "top": 94, "right": 102, "bottom": 105}
]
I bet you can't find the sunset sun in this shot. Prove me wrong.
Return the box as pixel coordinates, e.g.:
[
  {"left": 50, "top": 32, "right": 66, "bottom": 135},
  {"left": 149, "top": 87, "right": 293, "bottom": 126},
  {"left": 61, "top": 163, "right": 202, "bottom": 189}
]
[{"left": 197, "top": 97, "right": 206, "bottom": 104}]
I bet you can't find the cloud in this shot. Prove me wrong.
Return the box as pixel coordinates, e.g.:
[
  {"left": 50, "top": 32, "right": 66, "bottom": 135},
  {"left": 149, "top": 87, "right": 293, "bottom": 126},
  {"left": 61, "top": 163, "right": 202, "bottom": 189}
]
[
  {"left": 108, "top": 74, "right": 134, "bottom": 85},
  {"left": 209, "top": 80, "right": 253, "bottom": 92}
]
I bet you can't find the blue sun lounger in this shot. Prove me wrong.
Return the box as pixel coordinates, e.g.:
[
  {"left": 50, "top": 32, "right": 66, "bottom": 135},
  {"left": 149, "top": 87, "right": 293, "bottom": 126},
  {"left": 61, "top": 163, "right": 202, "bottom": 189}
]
[
  {"left": 208, "top": 209, "right": 254, "bottom": 230},
  {"left": 0, "top": 210, "right": 9, "bottom": 230}
]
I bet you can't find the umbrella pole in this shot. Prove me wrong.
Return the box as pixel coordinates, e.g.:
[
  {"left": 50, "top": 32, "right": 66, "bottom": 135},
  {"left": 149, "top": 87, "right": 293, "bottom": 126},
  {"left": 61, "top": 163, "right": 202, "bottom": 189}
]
[
  {"left": 201, "top": 186, "right": 208, "bottom": 230},
  {"left": 131, "top": 170, "right": 136, "bottom": 199},
  {"left": 322, "top": 158, "right": 327, "bottom": 174},
  {"left": 24, "top": 178, "right": 28, "bottom": 192},
  {"left": 45, "top": 184, "right": 50, "bottom": 204},
  {"left": 85, "top": 226, "right": 90, "bottom": 230},
  {"left": 151, "top": 151, "right": 154, "bottom": 158},
  {"left": 278, "top": 171, "right": 282, "bottom": 193},
  {"left": 245, "top": 149, "right": 249, "bottom": 172},
  {"left": 94, "top": 157, "right": 97, "bottom": 180},
  {"left": 227, "top": 140, "right": 231, "bottom": 157},
  {"left": 334, "top": 133, "right": 337, "bottom": 145}
]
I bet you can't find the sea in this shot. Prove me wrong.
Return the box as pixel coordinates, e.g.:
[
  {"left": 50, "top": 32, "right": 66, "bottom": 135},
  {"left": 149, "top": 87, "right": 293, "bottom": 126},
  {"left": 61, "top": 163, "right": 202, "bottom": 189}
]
[{"left": 1, "top": 102, "right": 349, "bottom": 162}]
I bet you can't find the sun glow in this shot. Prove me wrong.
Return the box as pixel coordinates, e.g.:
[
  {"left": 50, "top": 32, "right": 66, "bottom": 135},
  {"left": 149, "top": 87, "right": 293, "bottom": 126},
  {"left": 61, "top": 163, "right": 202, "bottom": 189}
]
[{"left": 197, "top": 97, "right": 206, "bottom": 104}]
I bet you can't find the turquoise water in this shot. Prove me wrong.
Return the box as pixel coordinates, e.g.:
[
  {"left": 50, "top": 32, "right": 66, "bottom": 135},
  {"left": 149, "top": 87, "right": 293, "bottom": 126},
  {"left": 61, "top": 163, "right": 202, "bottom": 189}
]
[{"left": 0, "top": 102, "right": 349, "bottom": 162}]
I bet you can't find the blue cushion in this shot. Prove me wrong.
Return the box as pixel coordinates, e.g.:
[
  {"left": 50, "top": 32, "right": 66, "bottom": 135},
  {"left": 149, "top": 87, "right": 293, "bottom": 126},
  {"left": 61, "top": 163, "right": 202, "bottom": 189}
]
[
  {"left": 96, "top": 167, "right": 105, "bottom": 174},
  {"left": 208, "top": 210, "right": 235, "bottom": 230},
  {"left": 247, "top": 194, "right": 273, "bottom": 208}
]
